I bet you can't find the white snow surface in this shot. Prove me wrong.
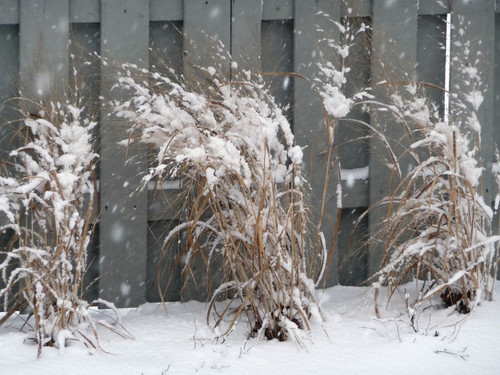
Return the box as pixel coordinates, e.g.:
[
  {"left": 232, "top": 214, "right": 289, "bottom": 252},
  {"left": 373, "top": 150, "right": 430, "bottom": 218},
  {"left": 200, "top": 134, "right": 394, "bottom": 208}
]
[{"left": 1, "top": 284, "right": 500, "bottom": 374}]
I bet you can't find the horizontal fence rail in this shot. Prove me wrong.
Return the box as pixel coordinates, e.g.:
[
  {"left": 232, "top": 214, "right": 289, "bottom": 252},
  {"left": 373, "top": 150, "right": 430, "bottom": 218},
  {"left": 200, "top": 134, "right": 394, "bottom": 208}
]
[{"left": 0, "top": 0, "right": 499, "bottom": 308}]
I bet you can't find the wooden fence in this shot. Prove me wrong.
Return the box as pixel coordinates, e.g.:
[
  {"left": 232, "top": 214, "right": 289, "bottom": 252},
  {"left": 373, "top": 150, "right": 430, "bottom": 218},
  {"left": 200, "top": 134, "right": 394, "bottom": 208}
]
[{"left": 0, "top": 0, "right": 499, "bottom": 308}]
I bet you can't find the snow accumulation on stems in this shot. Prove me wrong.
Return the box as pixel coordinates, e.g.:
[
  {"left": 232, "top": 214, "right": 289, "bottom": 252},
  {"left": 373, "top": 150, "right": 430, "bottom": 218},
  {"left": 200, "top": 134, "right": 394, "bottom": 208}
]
[
  {"left": 113, "top": 42, "right": 322, "bottom": 342},
  {"left": 314, "top": 10, "right": 499, "bottom": 321},
  {"left": 0, "top": 93, "right": 122, "bottom": 356},
  {"left": 1, "top": 5, "right": 499, "bottom": 364}
]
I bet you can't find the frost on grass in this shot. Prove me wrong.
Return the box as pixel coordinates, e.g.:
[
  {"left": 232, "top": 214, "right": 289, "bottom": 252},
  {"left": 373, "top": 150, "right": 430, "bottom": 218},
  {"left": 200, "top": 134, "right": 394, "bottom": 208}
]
[
  {"left": 113, "top": 42, "right": 323, "bottom": 342},
  {"left": 0, "top": 93, "right": 121, "bottom": 356}
]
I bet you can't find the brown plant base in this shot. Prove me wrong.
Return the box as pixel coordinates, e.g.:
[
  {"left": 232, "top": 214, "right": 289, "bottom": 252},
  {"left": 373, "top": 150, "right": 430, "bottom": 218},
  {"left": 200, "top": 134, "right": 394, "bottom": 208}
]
[
  {"left": 251, "top": 306, "right": 310, "bottom": 341},
  {"left": 440, "top": 287, "right": 472, "bottom": 314}
]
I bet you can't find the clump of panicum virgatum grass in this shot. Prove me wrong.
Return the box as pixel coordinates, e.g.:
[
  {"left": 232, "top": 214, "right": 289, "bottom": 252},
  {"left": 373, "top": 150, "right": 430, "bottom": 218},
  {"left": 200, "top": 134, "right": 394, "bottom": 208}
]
[
  {"left": 314, "top": 9, "right": 499, "bottom": 324},
  {"left": 363, "top": 15, "right": 500, "bottom": 322},
  {"left": 0, "top": 89, "right": 124, "bottom": 356},
  {"left": 113, "top": 42, "right": 324, "bottom": 343},
  {"left": 368, "top": 81, "right": 499, "bottom": 322}
]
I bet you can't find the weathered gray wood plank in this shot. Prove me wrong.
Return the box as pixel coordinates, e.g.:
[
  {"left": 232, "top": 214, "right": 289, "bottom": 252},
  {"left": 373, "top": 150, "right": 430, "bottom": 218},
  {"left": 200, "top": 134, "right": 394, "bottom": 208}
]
[
  {"left": 494, "top": 12, "right": 500, "bottom": 258},
  {"left": 337, "top": 208, "right": 368, "bottom": 286},
  {"left": 99, "top": 0, "right": 149, "bottom": 308},
  {"left": 145, "top": 220, "right": 182, "bottom": 302},
  {"left": 183, "top": 0, "right": 231, "bottom": 81},
  {"left": 368, "top": 0, "right": 418, "bottom": 277},
  {"left": 69, "top": 0, "right": 99, "bottom": 23},
  {"left": 294, "top": 0, "right": 341, "bottom": 287},
  {"left": 150, "top": 0, "right": 182, "bottom": 21},
  {"left": 261, "top": 20, "right": 293, "bottom": 112},
  {"left": 0, "top": 24, "right": 18, "bottom": 205},
  {"left": 146, "top": 16, "right": 184, "bottom": 301},
  {"left": 231, "top": 0, "right": 262, "bottom": 73},
  {"left": 0, "top": 24, "right": 19, "bottom": 137},
  {"left": 417, "top": 15, "right": 446, "bottom": 115},
  {"left": 419, "top": 0, "right": 450, "bottom": 15},
  {"left": 341, "top": 180, "right": 369, "bottom": 209},
  {"left": 496, "top": 14, "right": 500, "bottom": 155},
  {"left": 338, "top": 16, "right": 371, "bottom": 209},
  {"left": 450, "top": 0, "right": 495, "bottom": 206},
  {"left": 149, "top": 20, "right": 183, "bottom": 75},
  {"left": 147, "top": 188, "right": 183, "bottom": 221},
  {"left": 0, "top": 23, "right": 19, "bottom": 311},
  {"left": 20, "top": 0, "right": 69, "bottom": 97},
  {"left": 341, "top": 0, "right": 371, "bottom": 17},
  {"left": 0, "top": 0, "right": 19, "bottom": 25},
  {"left": 262, "top": 0, "right": 293, "bottom": 20}
]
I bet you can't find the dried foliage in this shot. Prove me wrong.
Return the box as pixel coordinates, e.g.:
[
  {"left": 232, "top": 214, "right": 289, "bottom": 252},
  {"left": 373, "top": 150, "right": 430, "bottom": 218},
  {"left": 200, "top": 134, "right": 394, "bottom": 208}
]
[
  {"left": 0, "top": 92, "right": 123, "bottom": 356},
  {"left": 371, "top": 85, "right": 498, "bottom": 320},
  {"left": 314, "top": 11, "right": 499, "bottom": 322},
  {"left": 366, "top": 15, "right": 500, "bottom": 320},
  {"left": 113, "top": 44, "right": 323, "bottom": 342}
]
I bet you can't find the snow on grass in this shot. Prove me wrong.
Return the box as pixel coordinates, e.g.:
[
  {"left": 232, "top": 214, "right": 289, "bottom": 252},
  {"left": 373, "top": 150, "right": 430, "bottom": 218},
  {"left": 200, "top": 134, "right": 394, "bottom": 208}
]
[
  {"left": 112, "top": 50, "right": 317, "bottom": 341},
  {"left": 1, "top": 284, "right": 499, "bottom": 374}
]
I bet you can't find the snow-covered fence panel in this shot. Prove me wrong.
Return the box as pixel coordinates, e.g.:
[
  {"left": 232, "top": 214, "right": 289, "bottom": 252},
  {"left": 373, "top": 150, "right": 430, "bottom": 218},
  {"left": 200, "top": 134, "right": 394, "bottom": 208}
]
[{"left": 1, "top": 0, "right": 499, "bottom": 310}]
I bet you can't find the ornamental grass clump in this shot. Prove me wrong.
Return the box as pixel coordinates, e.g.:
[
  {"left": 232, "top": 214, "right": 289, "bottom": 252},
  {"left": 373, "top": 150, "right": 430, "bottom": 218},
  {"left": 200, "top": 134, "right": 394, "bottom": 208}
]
[
  {"left": 0, "top": 93, "right": 121, "bottom": 356},
  {"left": 365, "top": 14, "right": 500, "bottom": 320},
  {"left": 314, "top": 10, "right": 499, "bottom": 322},
  {"left": 114, "top": 49, "right": 323, "bottom": 342},
  {"left": 370, "top": 82, "right": 499, "bottom": 321}
]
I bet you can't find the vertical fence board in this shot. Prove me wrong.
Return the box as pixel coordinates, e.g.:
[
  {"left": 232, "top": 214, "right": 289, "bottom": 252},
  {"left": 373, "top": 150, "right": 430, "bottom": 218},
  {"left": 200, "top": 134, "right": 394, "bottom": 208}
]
[
  {"left": 261, "top": 20, "right": 294, "bottom": 113},
  {"left": 20, "top": 0, "right": 69, "bottom": 97},
  {"left": 146, "top": 220, "right": 182, "bottom": 302},
  {"left": 294, "top": 0, "right": 341, "bottom": 287},
  {"left": 150, "top": 0, "right": 183, "bottom": 21},
  {"left": 496, "top": 15, "right": 500, "bottom": 159},
  {"left": 417, "top": 15, "right": 446, "bottom": 114},
  {"left": 262, "top": 0, "right": 293, "bottom": 20},
  {"left": 181, "top": 0, "right": 231, "bottom": 301},
  {"left": 231, "top": 0, "right": 262, "bottom": 72},
  {"left": 99, "top": 0, "right": 149, "bottom": 307},
  {"left": 0, "top": 25, "right": 19, "bottom": 162},
  {"left": 0, "top": 24, "right": 19, "bottom": 310},
  {"left": 0, "top": 0, "right": 20, "bottom": 25},
  {"left": 418, "top": 0, "right": 449, "bottom": 15},
  {"left": 341, "top": 0, "right": 371, "bottom": 17},
  {"left": 368, "top": 0, "right": 418, "bottom": 277},
  {"left": 494, "top": 13, "right": 500, "bottom": 260},
  {"left": 184, "top": 0, "right": 231, "bottom": 81},
  {"left": 450, "top": 0, "right": 495, "bottom": 206},
  {"left": 149, "top": 21, "right": 183, "bottom": 82},
  {"left": 69, "top": 0, "right": 100, "bottom": 23},
  {"left": 337, "top": 16, "right": 372, "bottom": 285}
]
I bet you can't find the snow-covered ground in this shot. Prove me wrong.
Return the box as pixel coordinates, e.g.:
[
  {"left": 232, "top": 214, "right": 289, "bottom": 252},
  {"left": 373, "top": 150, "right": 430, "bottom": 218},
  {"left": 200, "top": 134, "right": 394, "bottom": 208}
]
[{"left": 1, "top": 284, "right": 499, "bottom": 375}]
